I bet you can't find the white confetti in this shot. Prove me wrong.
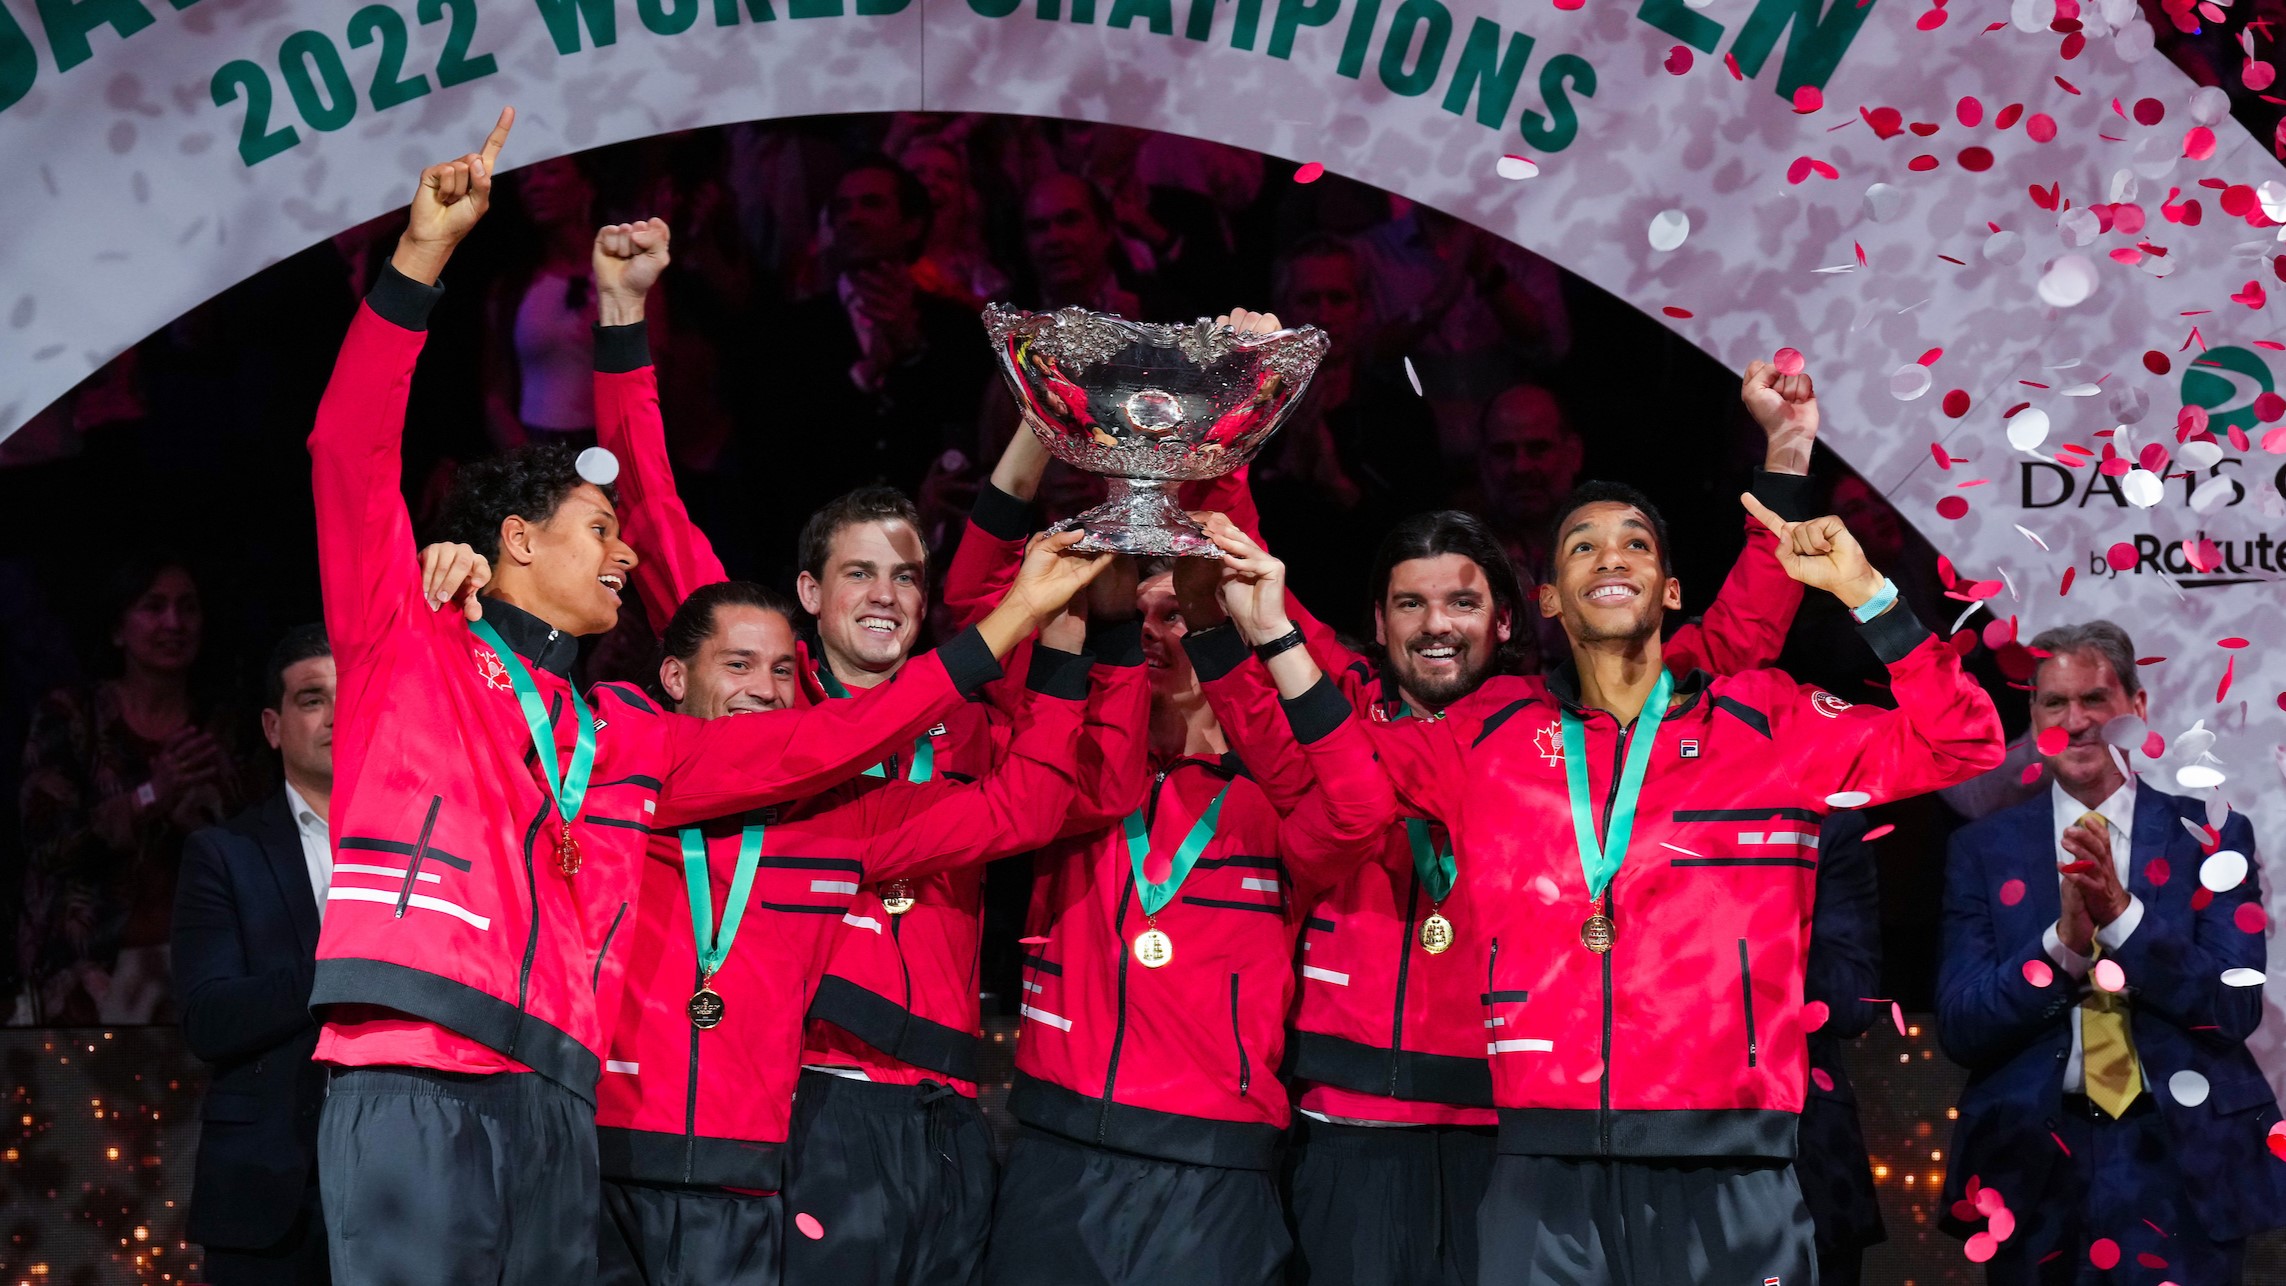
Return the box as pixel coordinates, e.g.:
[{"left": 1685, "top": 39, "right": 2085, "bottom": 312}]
[
  {"left": 1813, "top": 264, "right": 1857, "bottom": 274},
  {"left": 576, "top": 447, "right": 621, "bottom": 486},
  {"left": 2168, "top": 1069, "right": 2211, "bottom": 1108},
  {"left": 1403, "top": 355, "right": 1423, "bottom": 397},
  {"left": 2191, "top": 475, "right": 2238, "bottom": 513},
  {"left": 2177, "top": 723, "right": 2217, "bottom": 759},
  {"left": 1983, "top": 229, "right": 2026, "bottom": 266},
  {"left": 2101, "top": 714, "right": 2148, "bottom": 748},
  {"left": 2200, "top": 850, "right": 2249, "bottom": 892},
  {"left": 1890, "top": 364, "right": 1933, "bottom": 401},
  {"left": 2121, "top": 468, "right": 2164, "bottom": 508},
  {"left": 2223, "top": 967, "right": 2267, "bottom": 987},
  {"left": 2110, "top": 387, "right": 2150, "bottom": 424},
  {"left": 2190, "top": 84, "right": 2233, "bottom": 125},
  {"left": 2058, "top": 383, "right": 2103, "bottom": 397},
  {"left": 2180, "top": 439, "right": 2226, "bottom": 469},
  {"left": 1648, "top": 208, "right": 1692, "bottom": 252},
  {"left": 2177, "top": 763, "right": 2227, "bottom": 790},
  {"left": 2108, "top": 169, "right": 2141, "bottom": 202},
  {"left": 1659, "top": 841, "right": 1705, "bottom": 858},
  {"left": 2037, "top": 255, "right": 2099, "bottom": 308},
  {"left": 2014, "top": 524, "right": 2051, "bottom": 551},
  {"left": 2057, "top": 207, "right": 2101, "bottom": 247},
  {"left": 2007, "top": 409, "right": 2052, "bottom": 451},
  {"left": 1825, "top": 791, "right": 1872, "bottom": 809},
  {"left": 1495, "top": 154, "right": 1538, "bottom": 181},
  {"left": 1863, "top": 183, "right": 1906, "bottom": 223}
]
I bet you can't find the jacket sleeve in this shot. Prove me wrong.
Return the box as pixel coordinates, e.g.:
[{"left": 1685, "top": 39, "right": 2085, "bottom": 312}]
[
  {"left": 946, "top": 482, "right": 1035, "bottom": 631},
  {"left": 1664, "top": 470, "right": 1811, "bottom": 677},
  {"left": 1182, "top": 467, "right": 1368, "bottom": 688},
  {"left": 1769, "top": 607, "right": 2006, "bottom": 805},
  {"left": 649, "top": 627, "right": 1003, "bottom": 824},
  {"left": 858, "top": 644, "right": 1092, "bottom": 883},
  {"left": 1805, "top": 809, "right": 1883, "bottom": 1039},
  {"left": 1936, "top": 822, "right": 2070, "bottom": 1070},
  {"left": 2109, "top": 810, "right": 2267, "bottom": 1042},
  {"left": 1061, "top": 618, "right": 1152, "bottom": 837},
  {"left": 1188, "top": 627, "right": 1314, "bottom": 815},
  {"left": 308, "top": 266, "right": 439, "bottom": 671},
  {"left": 1272, "top": 680, "right": 1397, "bottom": 902},
  {"left": 593, "top": 321, "right": 727, "bottom": 636},
  {"left": 170, "top": 827, "right": 314, "bottom": 1064}
]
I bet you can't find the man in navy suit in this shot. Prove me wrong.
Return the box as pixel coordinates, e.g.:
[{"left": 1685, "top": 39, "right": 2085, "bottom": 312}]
[
  {"left": 173, "top": 624, "right": 335, "bottom": 1285},
  {"left": 1937, "top": 619, "right": 2284, "bottom": 1284}
]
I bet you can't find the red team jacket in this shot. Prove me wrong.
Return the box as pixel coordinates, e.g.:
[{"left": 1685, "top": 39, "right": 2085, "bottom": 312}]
[
  {"left": 1193, "top": 470, "right": 1817, "bottom": 1127},
  {"left": 594, "top": 330, "right": 1022, "bottom": 1094},
  {"left": 308, "top": 273, "right": 1002, "bottom": 1097},
  {"left": 1359, "top": 607, "right": 2003, "bottom": 1159},
  {"left": 593, "top": 646, "right": 1103, "bottom": 1190}
]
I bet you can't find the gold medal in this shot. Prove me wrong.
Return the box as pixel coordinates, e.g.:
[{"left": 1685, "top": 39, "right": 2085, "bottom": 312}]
[
  {"left": 557, "top": 830, "right": 582, "bottom": 876},
  {"left": 1580, "top": 912, "right": 1615, "bottom": 954},
  {"left": 1133, "top": 927, "right": 1174, "bottom": 969},
  {"left": 1420, "top": 910, "right": 1454, "bottom": 955},
  {"left": 688, "top": 985, "right": 724, "bottom": 1029},
  {"left": 880, "top": 882, "right": 916, "bottom": 916}
]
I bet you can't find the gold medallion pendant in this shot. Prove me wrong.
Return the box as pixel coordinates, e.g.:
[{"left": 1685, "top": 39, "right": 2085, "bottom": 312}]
[
  {"left": 688, "top": 986, "right": 725, "bottom": 1029},
  {"left": 880, "top": 882, "right": 916, "bottom": 915},
  {"left": 1580, "top": 913, "right": 1615, "bottom": 954},
  {"left": 1420, "top": 911, "right": 1455, "bottom": 955},
  {"left": 1133, "top": 927, "right": 1174, "bottom": 969},
  {"left": 557, "top": 831, "right": 582, "bottom": 876}
]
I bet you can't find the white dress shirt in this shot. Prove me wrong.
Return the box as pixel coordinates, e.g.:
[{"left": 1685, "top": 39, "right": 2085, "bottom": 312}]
[
  {"left": 285, "top": 782, "right": 334, "bottom": 925},
  {"left": 2041, "top": 777, "right": 2145, "bottom": 1092}
]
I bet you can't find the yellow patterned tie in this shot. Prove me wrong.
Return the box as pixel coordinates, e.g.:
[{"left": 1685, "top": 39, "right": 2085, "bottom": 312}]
[{"left": 2076, "top": 811, "right": 2143, "bottom": 1118}]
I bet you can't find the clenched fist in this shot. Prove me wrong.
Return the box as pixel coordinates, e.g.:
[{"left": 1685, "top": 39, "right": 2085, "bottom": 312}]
[{"left": 594, "top": 218, "right": 671, "bottom": 325}]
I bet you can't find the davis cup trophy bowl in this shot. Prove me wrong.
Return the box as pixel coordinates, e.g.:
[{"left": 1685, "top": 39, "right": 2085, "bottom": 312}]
[{"left": 983, "top": 304, "right": 1332, "bottom": 557}]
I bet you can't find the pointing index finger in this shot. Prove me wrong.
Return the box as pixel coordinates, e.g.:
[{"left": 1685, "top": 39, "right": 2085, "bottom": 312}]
[
  {"left": 478, "top": 106, "right": 515, "bottom": 171},
  {"left": 1739, "top": 491, "right": 1787, "bottom": 536}
]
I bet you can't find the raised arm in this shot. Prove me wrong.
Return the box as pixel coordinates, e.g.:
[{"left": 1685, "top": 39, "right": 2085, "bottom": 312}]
[
  {"left": 1061, "top": 611, "right": 1153, "bottom": 837},
  {"left": 591, "top": 219, "right": 729, "bottom": 634},
  {"left": 311, "top": 109, "right": 513, "bottom": 668}
]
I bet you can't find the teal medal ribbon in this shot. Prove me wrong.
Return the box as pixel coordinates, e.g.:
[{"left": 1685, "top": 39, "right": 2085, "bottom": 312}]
[
  {"left": 678, "top": 823, "right": 764, "bottom": 1029},
  {"left": 1123, "top": 784, "right": 1230, "bottom": 968},
  {"left": 1404, "top": 820, "right": 1457, "bottom": 905},
  {"left": 1559, "top": 668, "right": 1673, "bottom": 952},
  {"left": 817, "top": 665, "right": 935, "bottom": 783},
  {"left": 471, "top": 617, "right": 596, "bottom": 875}
]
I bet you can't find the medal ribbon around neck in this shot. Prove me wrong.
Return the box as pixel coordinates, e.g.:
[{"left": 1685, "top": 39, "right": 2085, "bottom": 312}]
[
  {"left": 470, "top": 617, "right": 596, "bottom": 847},
  {"left": 1559, "top": 668, "right": 1674, "bottom": 903},
  {"left": 679, "top": 824, "right": 765, "bottom": 982},
  {"left": 817, "top": 665, "right": 935, "bottom": 782},
  {"left": 1125, "top": 785, "right": 1231, "bottom": 917},
  {"left": 1403, "top": 819, "right": 1457, "bottom": 905}
]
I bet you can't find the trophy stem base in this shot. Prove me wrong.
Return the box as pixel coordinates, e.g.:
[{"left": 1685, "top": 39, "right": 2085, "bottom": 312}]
[{"left": 1053, "top": 477, "right": 1221, "bottom": 558}]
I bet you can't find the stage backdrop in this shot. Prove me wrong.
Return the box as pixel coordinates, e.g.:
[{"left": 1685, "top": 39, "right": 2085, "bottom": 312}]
[{"left": 1, "top": 0, "right": 2281, "bottom": 1062}]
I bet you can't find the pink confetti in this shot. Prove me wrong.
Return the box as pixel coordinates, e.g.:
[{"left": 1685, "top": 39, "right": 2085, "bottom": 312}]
[
  {"left": 1019, "top": 935, "right": 1050, "bottom": 945},
  {"left": 2236, "top": 281, "right": 2270, "bottom": 309},
  {"left": 1917, "top": 6, "right": 1947, "bottom": 29},
  {"left": 1803, "top": 1000, "right": 1830, "bottom": 1031},
  {"left": 2250, "top": 59, "right": 2278, "bottom": 92},
  {"left": 796, "top": 1213, "right": 826, "bottom": 1240},
  {"left": 1966, "top": 1232, "right": 1999, "bottom": 1263},
  {"left": 1997, "top": 102, "right": 2026, "bottom": 129},
  {"left": 1943, "top": 389, "right": 1972, "bottom": 418},
  {"left": 1991, "top": 1206, "right": 2018, "bottom": 1241},
  {"left": 1937, "top": 496, "right": 1970, "bottom": 520},
  {"left": 2238, "top": 902, "right": 2269, "bottom": 934},
  {"left": 1723, "top": 51, "right": 1743, "bottom": 80},
  {"left": 2023, "top": 958, "right": 2054, "bottom": 987},
  {"left": 2105, "top": 543, "right": 2139, "bottom": 571},
  {"left": 2019, "top": 762, "right": 2045, "bottom": 786},
  {"left": 1664, "top": 45, "right": 1693, "bottom": 75},
  {"left": 2258, "top": 392, "right": 2286, "bottom": 421},
  {"left": 2093, "top": 958, "right": 2126, "bottom": 992},
  {"left": 2000, "top": 878, "right": 2027, "bottom": 906},
  {"left": 1864, "top": 823, "right": 1896, "bottom": 842},
  {"left": 1862, "top": 106, "right": 1904, "bottom": 138},
  {"left": 1892, "top": 1001, "right": 1906, "bottom": 1036},
  {"left": 1786, "top": 156, "right": 1839, "bottom": 184},
  {"left": 2090, "top": 1240, "right": 2121, "bottom": 1271},
  {"left": 2186, "top": 127, "right": 2218, "bottom": 160},
  {"left": 2134, "top": 97, "right": 2165, "bottom": 125},
  {"left": 1294, "top": 162, "right": 1325, "bottom": 184},
  {"left": 2221, "top": 636, "right": 2249, "bottom": 648},
  {"left": 2147, "top": 858, "right": 2170, "bottom": 885},
  {"left": 2271, "top": 1121, "right": 2286, "bottom": 1160},
  {"left": 2142, "top": 730, "right": 2165, "bottom": 758},
  {"left": 2027, "top": 113, "right": 2059, "bottom": 143},
  {"left": 1811, "top": 1067, "right": 1835, "bottom": 1092},
  {"left": 1957, "top": 95, "right": 1984, "bottom": 127},
  {"left": 2218, "top": 655, "right": 2236, "bottom": 703},
  {"left": 1959, "top": 147, "right": 1994, "bottom": 172},
  {"left": 1773, "top": 347, "right": 1806, "bottom": 376},
  {"left": 1793, "top": 86, "right": 1823, "bottom": 113},
  {"left": 1661, "top": 305, "right": 1694, "bottom": 318}
]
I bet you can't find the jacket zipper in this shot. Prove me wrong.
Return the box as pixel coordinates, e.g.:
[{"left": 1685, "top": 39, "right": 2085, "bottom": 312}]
[
  {"left": 684, "top": 962, "right": 704, "bottom": 1182},
  {"left": 1098, "top": 768, "right": 1166, "bottom": 1142},
  {"left": 1230, "top": 972, "right": 1250, "bottom": 1097},
  {"left": 1387, "top": 870, "right": 1422, "bottom": 1096},
  {"left": 592, "top": 901, "right": 628, "bottom": 991},
  {"left": 891, "top": 906, "right": 913, "bottom": 1060},
  {"left": 393, "top": 795, "right": 443, "bottom": 918},
  {"left": 510, "top": 793, "right": 550, "bottom": 1053},
  {"left": 1597, "top": 714, "right": 1632, "bottom": 1158},
  {"left": 1738, "top": 938, "right": 1758, "bottom": 1068}
]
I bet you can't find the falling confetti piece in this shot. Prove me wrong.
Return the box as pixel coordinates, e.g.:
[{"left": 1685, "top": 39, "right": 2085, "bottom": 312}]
[
  {"left": 1403, "top": 355, "right": 1423, "bottom": 397},
  {"left": 1723, "top": 51, "right": 1743, "bottom": 79},
  {"left": 1990, "top": 1207, "right": 2018, "bottom": 1241},
  {"left": 1803, "top": 1000, "right": 1830, "bottom": 1031},
  {"left": 1959, "top": 146, "right": 1995, "bottom": 171},
  {"left": 1811, "top": 1067, "right": 1834, "bottom": 1091},
  {"left": 1664, "top": 44, "right": 1693, "bottom": 74},
  {"left": 1966, "top": 1233, "right": 1999, "bottom": 1263},
  {"left": 2185, "top": 126, "right": 2218, "bottom": 160},
  {"left": 2000, "top": 879, "right": 2028, "bottom": 908},
  {"left": 1864, "top": 824, "right": 1896, "bottom": 842},
  {"left": 1892, "top": 364, "right": 1934, "bottom": 400},
  {"left": 2023, "top": 958, "right": 2054, "bottom": 987},
  {"left": 1862, "top": 105, "right": 1905, "bottom": 138},
  {"left": 2236, "top": 902, "right": 2269, "bottom": 934},
  {"left": 2106, "top": 543, "right": 2139, "bottom": 571},
  {"left": 2090, "top": 1240, "right": 2121, "bottom": 1271},
  {"left": 1937, "top": 496, "right": 1970, "bottom": 519},
  {"left": 796, "top": 1213, "right": 826, "bottom": 1240},
  {"left": 1786, "top": 156, "right": 1839, "bottom": 183},
  {"left": 1824, "top": 790, "right": 1871, "bottom": 807},
  {"left": 1909, "top": 154, "right": 1941, "bottom": 172},
  {"left": 2007, "top": 408, "right": 2052, "bottom": 451},
  {"left": 1018, "top": 935, "right": 1050, "bottom": 945},
  {"left": 2218, "top": 656, "right": 2236, "bottom": 702},
  {"left": 2018, "top": 762, "right": 2045, "bottom": 786},
  {"left": 2146, "top": 857, "right": 2171, "bottom": 886},
  {"left": 2036, "top": 727, "right": 2069, "bottom": 756},
  {"left": 1294, "top": 162, "right": 1325, "bottom": 184},
  {"left": 2222, "top": 967, "right": 2266, "bottom": 986},
  {"left": 2220, "top": 636, "right": 2248, "bottom": 648},
  {"left": 1944, "top": 389, "right": 1973, "bottom": 417},
  {"left": 2027, "top": 113, "right": 2058, "bottom": 142},
  {"left": 1661, "top": 305, "right": 1694, "bottom": 318},
  {"left": 1648, "top": 208, "right": 1692, "bottom": 251},
  {"left": 2201, "top": 850, "right": 2249, "bottom": 891},
  {"left": 1918, "top": 6, "right": 1948, "bottom": 30},
  {"left": 1531, "top": 875, "right": 1561, "bottom": 904},
  {"left": 2093, "top": 958, "right": 2126, "bottom": 992},
  {"left": 1793, "top": 86, "right": 1823, "bottom": 113},
  {"left": 1774, "top": 347, "right": 1806, "bottom": 376},
  {"left": 1495, "top": 154, "right": 1539, "bottom": 180},
  {"left": 1891, "top": 1001, "right": 1906, "bottom": 1036},
  {"left": 2038, "top": 255, "right": 2100, "bottom": 307}
]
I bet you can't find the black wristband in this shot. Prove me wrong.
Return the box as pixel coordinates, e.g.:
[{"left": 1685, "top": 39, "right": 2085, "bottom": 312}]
[{"left": 1252, "top": 627, "right": 1307, "bottom": 664}]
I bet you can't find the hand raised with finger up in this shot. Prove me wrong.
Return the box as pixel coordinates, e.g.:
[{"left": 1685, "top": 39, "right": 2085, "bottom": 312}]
[{"left": 394, "top": 106, "right": 516, "bottom": 284}]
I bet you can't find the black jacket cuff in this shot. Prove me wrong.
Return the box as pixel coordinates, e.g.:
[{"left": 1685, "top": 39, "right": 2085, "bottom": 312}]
[
  {"left": 1182, "top": 624, "right": 1252, "bottom": 683},
  {"left": 367, "top": 263, "right": 444, "bottom": 332},
  {"left": 1085, "top": 617, "right": 1145, "bottom": 668},
  {"left": 970, "top": 483, "right": 1039, "bottom": 543},
  {"left": 1282, "top": 678, "right": 1351, "bottom": 745},
  {"left": 1751, "top": 469, "right": 1818, "bottom": 523},
  {"left": 1026, "top": 644, "right": 1093, "bottom": 701},
  {"left": 1858, "top": 601, "right": 1931, "bottom": 665},
  {"left": 593, "top": 321, "right": 652, "bottom": 373},
  {"left": 936, "top": 627, "right": 1005, "bottom": 697}
]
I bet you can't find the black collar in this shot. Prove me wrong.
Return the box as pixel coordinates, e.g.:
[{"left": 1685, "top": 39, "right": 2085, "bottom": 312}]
[
  {"left": 1544, "top": 659, "right": 1711, "bottom": 720},
  {"left": 478, "top": 599, "right": 581, "bottom": 680}
]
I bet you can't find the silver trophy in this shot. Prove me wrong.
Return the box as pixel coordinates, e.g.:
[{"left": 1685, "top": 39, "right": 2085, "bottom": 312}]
[{"left": 983, "top": 304, "right": 1331, "bottom": 556}]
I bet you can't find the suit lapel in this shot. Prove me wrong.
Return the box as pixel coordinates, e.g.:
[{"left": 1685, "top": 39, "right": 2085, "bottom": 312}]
[
  {"left": 256, "top": 792, "right": 322, "bottom": 956},
  {"left": 2002, "top": 797, "right": 2062, "bottom": 933}
]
